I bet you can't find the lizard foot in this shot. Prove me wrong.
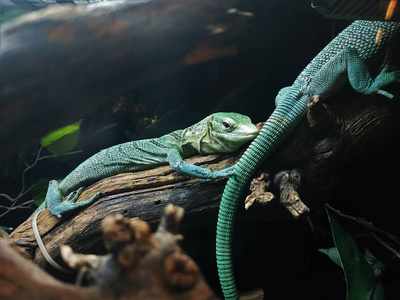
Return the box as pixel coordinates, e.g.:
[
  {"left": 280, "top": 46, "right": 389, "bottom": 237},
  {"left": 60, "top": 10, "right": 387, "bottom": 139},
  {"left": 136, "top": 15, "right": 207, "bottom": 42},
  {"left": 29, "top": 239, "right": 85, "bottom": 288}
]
[
  {"left": 48, "top": 186, "right": 105, "bottom": 218},
  {"left": 64, "top": 187, "right": 85, "bottom": 203},
  {"left": 374, "top": 68, "right": 400, "bottom": 99},
  {"left": 213, "top": 165, "right": 235, "bottom": 178}
]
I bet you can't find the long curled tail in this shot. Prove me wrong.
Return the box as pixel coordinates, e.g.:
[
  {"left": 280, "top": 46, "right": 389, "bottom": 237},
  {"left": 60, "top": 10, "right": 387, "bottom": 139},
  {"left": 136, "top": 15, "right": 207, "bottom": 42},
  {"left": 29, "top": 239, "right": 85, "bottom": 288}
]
[{"left": 216, "top": 96, "right": 308, "bottom": 299}]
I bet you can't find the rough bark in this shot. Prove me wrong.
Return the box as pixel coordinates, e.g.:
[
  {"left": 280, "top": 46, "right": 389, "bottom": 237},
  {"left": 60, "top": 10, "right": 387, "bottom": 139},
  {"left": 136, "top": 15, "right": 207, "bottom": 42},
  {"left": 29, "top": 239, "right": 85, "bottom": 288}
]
[
  {"left": 248, "top": 86, "right": 400, "bottom": 218},
  {"left": 10, "top": 154, "right": 240, "bottom": 270}
]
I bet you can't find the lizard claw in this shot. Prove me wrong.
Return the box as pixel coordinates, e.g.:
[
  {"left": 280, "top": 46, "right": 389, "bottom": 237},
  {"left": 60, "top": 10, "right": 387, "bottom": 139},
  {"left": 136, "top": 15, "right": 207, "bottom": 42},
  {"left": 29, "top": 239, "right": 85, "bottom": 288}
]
[
  {"left": 372, "top": 68, "right": 400, "bottom": 99},
  {"left": 65, "top": 187, "right": 86, "bottom": 203},
  {"left": 216, "top": 166, "right": 235, "bottom": 177},
  {"left": 377, "top": 89, "right": 394, "bottom": 99},
  {"left": 95, "top": 192, "right": 106, "bottom": 198}
]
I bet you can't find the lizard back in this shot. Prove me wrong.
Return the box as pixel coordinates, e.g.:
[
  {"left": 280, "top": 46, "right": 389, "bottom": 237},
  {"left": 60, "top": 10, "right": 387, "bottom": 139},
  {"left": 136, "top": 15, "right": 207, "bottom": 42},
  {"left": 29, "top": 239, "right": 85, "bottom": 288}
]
[
  {"left": 58, "top": 132, "right": 183, "bottom": 195},
  {"left": 295, "top": 20, "right": 400, "bottom": 88}
]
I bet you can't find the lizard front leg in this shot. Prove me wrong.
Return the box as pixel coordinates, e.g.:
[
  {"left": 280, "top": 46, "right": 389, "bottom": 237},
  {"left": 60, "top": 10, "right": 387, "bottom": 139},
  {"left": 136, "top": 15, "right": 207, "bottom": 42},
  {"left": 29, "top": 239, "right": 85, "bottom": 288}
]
[
  {"left": 167, "top": 149, "right": 234, "bottom": 179},
  {"left": 45, "top": 180, "right": 104, "bottom": 218}
]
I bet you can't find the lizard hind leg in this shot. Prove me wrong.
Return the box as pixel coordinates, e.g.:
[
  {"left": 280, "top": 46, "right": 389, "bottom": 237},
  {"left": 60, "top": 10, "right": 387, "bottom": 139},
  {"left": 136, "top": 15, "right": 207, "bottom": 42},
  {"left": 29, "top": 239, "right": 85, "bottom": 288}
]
[
  {"left": 345, "top": 48, "right": 399, "bottom": 99},
  {"left": 46, "top": 181, "right": 103, "bottom": 218}
]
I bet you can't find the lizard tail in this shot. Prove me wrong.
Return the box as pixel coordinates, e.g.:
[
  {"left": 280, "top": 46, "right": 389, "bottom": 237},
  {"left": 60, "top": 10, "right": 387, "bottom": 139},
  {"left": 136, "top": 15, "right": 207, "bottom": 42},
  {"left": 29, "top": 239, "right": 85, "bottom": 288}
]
[{"left": 216, "top": 95, "right": 308, "bottom": 299}]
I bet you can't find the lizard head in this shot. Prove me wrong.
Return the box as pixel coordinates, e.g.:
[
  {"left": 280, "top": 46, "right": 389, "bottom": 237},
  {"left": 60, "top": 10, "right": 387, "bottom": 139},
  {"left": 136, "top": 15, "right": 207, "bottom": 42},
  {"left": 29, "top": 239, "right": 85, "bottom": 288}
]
[{"left": 185, "top": 112, "right": 259, "bottom": 154}]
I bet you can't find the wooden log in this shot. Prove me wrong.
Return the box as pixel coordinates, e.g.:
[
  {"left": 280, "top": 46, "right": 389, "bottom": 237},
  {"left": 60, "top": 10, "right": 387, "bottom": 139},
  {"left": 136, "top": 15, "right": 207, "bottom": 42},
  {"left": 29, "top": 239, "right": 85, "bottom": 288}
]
[
  {"left": 248, "top": 87, "right": 400, "bottom": 218},
  {"left": 10, "top": 153, "right": 244, "bottom": 270},
  {"left": 0, "top": 237, "right": 101, "bottom": 300},
  {"left": 0, "top": 205, "right": 217, "bottom": 300},
  {"left": 0, "top": 0, "right": 247, "bottom": 160}
]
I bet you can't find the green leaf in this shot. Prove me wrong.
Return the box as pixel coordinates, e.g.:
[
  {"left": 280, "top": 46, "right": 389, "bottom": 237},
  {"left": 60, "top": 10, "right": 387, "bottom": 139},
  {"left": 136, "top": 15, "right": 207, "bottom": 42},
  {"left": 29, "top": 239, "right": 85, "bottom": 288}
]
[
  {"left": 326, "top": 207, "right": 383, "bottom": 300},
  {"left": 41, "top": 120, "right": 82, "bottom": 155},
  {"left": 364, "top": 248, "right": 385, "bottom": 278},
  {"left": 318, "top": 247, "right": 342, "bottom": 267},
  {"left": 31, "top": 178, "right": 52, "bottom": 207},
  {"left": 319, "top": 247, "right": 385, "bottom": 278}
]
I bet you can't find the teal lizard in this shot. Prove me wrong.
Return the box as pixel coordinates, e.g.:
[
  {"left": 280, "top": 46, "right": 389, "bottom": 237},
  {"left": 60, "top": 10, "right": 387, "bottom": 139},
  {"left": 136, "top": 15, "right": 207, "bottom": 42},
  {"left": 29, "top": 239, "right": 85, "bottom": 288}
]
[
  {"left": 32, "top": 112, "right": 258, "bottom": 272},
  {"left": 216, "top": 20, "right": 400, "bottom": 299},
  {"left": 34, "top": 112, "right": 259, "bottom": 219}
]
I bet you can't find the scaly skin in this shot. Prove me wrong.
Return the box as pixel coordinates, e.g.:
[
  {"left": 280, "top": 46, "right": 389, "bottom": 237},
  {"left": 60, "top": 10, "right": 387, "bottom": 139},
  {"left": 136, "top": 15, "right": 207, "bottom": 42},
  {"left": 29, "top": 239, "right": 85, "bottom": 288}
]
[
  {"left": 216, "top": 20, "right": 400, "bottom": 299},
  {"left": 32, "top": 112, "right": 259, "bottom": 273},
  {"left": 35, "top": 112, "right": 259, "bottom": 218}
]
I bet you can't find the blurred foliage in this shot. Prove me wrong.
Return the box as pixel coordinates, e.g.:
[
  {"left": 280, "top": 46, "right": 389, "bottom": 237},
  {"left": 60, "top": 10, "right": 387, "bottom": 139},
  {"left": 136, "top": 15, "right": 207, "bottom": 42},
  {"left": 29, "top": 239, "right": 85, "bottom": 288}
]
[
  {"left": 30, "top": 178, "right": 52, "bottom": 207},
  {"left": 41, "top": 120, "right": 82, "bottom": 155}
]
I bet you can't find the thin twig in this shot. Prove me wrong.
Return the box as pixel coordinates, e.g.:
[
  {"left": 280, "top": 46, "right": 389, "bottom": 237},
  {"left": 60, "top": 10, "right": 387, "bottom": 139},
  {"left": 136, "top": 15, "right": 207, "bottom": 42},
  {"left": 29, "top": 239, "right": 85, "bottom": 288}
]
[
  {"left": 0, "top": 185, "right": 35, "bottom": 203},
  {"left": 37, "top": 150, "right": 83, "bottom": 162},
  {"left": 369, "top": 231, "right": 400, "bottom": 260},
  {"left": 19, "top": 146, "right": 43, "bottom": 197},
  {"left": 0, "top": 200, "right": 34, "bottom": 210},
  {"left": 0, "top": 193, "right": 15, "bottom": 202},
  {"left": 0, "top": 149, "right": 82, "bottom": 204},
  {"left": 0, "top": 200, "right": 34, "bottom": 219},
  {"left": 0, "top": 149, "right": 83, "bottom": 219}
]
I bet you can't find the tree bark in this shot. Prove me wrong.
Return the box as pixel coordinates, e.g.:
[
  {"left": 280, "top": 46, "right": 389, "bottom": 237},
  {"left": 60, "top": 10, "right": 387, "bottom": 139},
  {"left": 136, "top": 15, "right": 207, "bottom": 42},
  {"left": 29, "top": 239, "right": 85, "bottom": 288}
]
[{"left": 10, "top": 153, "right": 245, "bottom": 271}]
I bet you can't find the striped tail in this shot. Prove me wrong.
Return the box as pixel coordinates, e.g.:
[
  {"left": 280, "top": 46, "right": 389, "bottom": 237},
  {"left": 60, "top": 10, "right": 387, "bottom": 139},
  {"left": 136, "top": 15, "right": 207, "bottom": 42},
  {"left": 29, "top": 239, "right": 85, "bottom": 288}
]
[{"left": 216, "top": 95, "right": 308, "bottom": 299}]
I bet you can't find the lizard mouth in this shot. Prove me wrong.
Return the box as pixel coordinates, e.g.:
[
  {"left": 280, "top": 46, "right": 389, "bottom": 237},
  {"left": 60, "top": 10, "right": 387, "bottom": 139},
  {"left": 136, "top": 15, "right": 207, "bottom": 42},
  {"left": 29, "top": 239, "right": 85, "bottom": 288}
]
[
  {"left": 220, "top": 126, "right": 259, "bottom": 147},
  {"left": 237, "top": 124, "right": 259, "bottom": 139}
]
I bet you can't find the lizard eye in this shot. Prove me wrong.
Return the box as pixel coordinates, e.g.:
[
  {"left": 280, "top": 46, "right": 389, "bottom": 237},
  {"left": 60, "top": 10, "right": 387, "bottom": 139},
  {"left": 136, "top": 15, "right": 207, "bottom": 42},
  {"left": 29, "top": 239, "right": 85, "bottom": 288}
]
[
  {"left": 222, "top": 118, "right": 235, "bottom": 130},
  {"left": 222, "top": 121, "right": 231, "bottom": 128}
]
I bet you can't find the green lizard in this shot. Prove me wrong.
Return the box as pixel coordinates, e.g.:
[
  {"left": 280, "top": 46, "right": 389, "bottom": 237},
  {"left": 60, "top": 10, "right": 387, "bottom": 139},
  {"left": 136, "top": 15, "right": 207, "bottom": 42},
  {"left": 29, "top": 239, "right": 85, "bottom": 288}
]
[
  {"left": 34, "top": 112, "right": 259, "bottom": 219},
  {"left": 32, "top": 112, "right": 258, "bottom": 272},
  {"left": 216, "top": 21, "right": 400, "bottom": 299}
]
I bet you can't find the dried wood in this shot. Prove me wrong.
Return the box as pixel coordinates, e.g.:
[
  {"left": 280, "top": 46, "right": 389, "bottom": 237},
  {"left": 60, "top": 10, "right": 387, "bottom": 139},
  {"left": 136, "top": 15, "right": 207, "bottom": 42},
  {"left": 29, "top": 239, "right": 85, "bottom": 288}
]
[
  {"left": 10, "top": 153, "right": 240, "bottom": 270},
  {"left": 0, "top": 205, "right": 217, "bottom": 300}
]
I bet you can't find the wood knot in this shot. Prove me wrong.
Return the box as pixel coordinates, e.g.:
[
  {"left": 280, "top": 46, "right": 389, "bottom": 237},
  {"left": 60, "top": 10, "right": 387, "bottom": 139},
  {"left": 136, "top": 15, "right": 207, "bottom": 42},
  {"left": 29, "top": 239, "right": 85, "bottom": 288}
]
[{"left": 245, "top": 172, "right": 275, "bottom": 210}]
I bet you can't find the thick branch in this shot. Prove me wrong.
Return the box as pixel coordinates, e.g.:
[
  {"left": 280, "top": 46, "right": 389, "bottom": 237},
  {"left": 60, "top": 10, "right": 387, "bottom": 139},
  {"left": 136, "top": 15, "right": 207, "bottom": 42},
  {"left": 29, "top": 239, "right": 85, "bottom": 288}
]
[
  {"left": 0, "top": 205, "right": 216, "bottom": 299},
  {"left": 10, "top": 154, "right": 241, "bottom": 269}
]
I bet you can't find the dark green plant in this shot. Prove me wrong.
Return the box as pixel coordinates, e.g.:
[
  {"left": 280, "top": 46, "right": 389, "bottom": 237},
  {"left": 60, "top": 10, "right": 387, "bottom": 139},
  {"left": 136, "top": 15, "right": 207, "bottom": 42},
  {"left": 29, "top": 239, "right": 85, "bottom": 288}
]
[{"left": 318, "top": 206, "right": 400, "bottom": 300}]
